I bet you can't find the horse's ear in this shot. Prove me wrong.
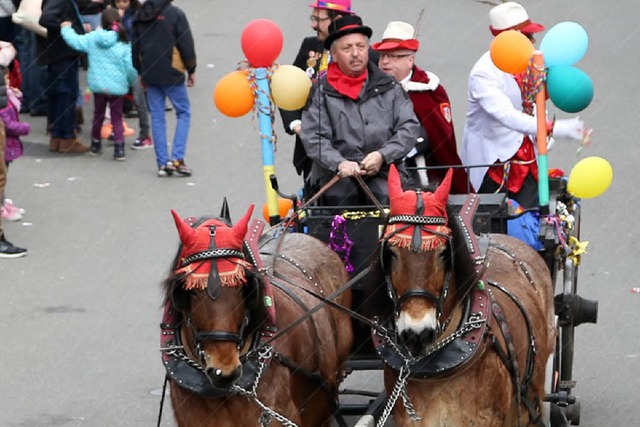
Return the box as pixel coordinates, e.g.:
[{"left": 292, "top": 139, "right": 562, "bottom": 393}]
[
  {"left": 388, "top": 164, "right": 404, "bottom": 200},
  {"left": 433, "top": 168, "right": 453, "bottom": 207},
  {"left": 232, "top": 204, "right": 255, "bottom": 240},
  {"left": 220, "top": 197, "right": 231, "bottom": 224},
  {"left": 171, "top": 209, "right": 196, "bottom": 246}
]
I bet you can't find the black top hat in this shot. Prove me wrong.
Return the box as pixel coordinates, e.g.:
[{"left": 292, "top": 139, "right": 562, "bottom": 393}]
[{"left": 324, "top": 14, "right": 373, "bottom": 49}]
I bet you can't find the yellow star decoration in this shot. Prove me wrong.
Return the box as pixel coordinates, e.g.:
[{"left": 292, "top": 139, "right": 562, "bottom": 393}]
[{"left": 567, "top": 236, "right": 589, "bottom": 266}]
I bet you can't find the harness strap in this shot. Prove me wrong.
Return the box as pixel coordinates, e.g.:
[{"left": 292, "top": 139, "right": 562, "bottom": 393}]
[
  {"left": 457, "top": 193, "right": 488, "bottom": 277},
  {"left": 206, "top": 225, "right": 222, "bottom": 300},
  {"left": 244, "top": 219, "right": 278, "bottom": 329},
  {"left": 488, "top": 281, "right": 542, "bottom": 426}
]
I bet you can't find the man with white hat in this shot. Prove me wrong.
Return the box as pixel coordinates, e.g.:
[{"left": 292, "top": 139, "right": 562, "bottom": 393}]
[
  {"left": 280, "top": 0, "right": 353, "bottom": 179},
  {"left": 373, "top": 21, "right": 469, "bottom": 193},
  {"left": 461, "top": 1, "right": 585, "bottom": 208}
]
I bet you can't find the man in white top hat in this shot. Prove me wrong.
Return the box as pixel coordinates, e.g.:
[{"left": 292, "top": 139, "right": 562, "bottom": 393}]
[
  {"left": 373, "top": 21, "right": 469, "bottom": 193},
  {"left": 461, "top": 1, "right": 585, "bottom": 208}
]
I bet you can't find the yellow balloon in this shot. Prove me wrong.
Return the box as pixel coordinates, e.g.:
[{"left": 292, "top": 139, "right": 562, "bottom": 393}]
[
  {"left": 489, "top": 30, "right": 535, "bottom": 74},
  {"left": 270, "top": 64, "right": 312, "bottom": 111},
  {"left": 567, "top": 156, "right": 613, "bottom": 199}
]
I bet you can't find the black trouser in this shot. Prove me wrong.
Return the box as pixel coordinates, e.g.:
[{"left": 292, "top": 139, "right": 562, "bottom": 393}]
[{"left": 478, "top": 173, "right": 539, "bottom": 209}]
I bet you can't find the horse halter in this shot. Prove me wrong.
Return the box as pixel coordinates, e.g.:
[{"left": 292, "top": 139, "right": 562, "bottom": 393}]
[
  {"left": 179, "top": 223, "right": 252, "bottom": 361},
  {"left": 382, "top": 190, "right": 453, "bottom": 329}
]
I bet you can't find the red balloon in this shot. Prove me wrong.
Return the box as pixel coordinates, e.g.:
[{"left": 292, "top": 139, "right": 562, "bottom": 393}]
[{"left": 241, "top": 19, "right": 283, "bottom": 68}]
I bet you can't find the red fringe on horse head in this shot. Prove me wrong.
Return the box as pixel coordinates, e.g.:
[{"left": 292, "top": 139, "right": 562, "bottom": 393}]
[
  {"left": 171, "top": 205, "right": 254, "bottom": 290},
  {"left": 384, "top": 165, "right": 453, "bottom": 252}
]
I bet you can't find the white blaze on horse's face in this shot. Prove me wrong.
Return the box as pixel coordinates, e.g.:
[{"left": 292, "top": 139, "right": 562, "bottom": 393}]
[
  {"left": 391, "top": 245, "right": 447, "bottom": 343},
  {"left": 395, "top": 306, "right": 439, "bottom": 336}
]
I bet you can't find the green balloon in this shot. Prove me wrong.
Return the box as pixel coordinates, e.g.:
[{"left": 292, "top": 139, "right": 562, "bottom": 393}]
[{"left": 546, "top": 66, "right": 594, "bottom": 113}]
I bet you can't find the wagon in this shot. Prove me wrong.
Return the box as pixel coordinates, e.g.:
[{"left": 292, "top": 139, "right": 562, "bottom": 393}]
[{"left": 276, "top": 170, "right": 598, "bottom": 427}]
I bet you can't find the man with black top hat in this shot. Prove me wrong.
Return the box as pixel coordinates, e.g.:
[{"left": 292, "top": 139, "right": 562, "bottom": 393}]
[
  {"left": 300, "top": 14, "right": 421, "bottom": 206},
  {"left": 280, "top": 0, "right": 353, "bottom": 179}
]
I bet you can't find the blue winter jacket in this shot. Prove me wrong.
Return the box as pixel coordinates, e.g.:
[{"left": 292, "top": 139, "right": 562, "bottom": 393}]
[{"left": 61, "top": 26, "right": 138, "bottom": 96}]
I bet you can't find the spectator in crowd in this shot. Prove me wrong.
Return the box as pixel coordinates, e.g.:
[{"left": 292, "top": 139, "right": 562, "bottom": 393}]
[
  {"left": 300, "top": 14, "right": 421, "bottom": 206},
  {"left": 0, "top": 65, "right": 30, "bottom": 221},
  {"left": 60, "top": 7, "right": 138, "bottom": 160},
  {"left": 38, "top": 0, "right": 90, "bottom": 153},
  {"left": 111, "top": 0, "right": 152, "bottom": 150},
  {"left": 0, "top": 50, "right": 26, "bottom": 257},
  {"left": 133, "top": 0, "right": 196, "bottom": 177}
]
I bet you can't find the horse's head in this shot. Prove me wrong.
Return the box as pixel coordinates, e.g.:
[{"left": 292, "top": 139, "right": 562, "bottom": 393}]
[
  {"left": 381, "top": 166, "right": 454, "bottom": 357},
  {"left": 165, "top": 205, "right": 256, "bottom": 389}
]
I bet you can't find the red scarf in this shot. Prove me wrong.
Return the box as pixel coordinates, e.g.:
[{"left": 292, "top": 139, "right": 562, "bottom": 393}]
[{"left": 327, "top": 62, "right": 367, "bottom": 100}]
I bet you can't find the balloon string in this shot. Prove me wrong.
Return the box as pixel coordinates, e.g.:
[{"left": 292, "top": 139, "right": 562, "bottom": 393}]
[
  {"left": 521, "top": 57, "right": 546, "bottom": 115},
  {"left": 245, "top": 65, "right": 278, "bottom": 147}
]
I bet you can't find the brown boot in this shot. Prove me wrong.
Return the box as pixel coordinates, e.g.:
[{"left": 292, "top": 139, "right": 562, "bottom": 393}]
[
  {"left": 58, "top": 138, "right": 90, "bottom": 154},
  {"left": 49, "top": 137, "right": 60, "bottom": 152}
]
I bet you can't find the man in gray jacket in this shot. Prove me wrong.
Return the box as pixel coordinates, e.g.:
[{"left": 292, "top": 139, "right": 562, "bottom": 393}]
[{"left": 301, "top": 15, "right": 420, "bottom": 206}]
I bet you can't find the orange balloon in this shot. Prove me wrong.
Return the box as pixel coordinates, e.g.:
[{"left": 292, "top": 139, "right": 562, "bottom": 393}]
[
  {"left": 489, "top": 30, "right": 535, "bottom": 74},
  {"left": 262, "top": 198, "right": 294, "bottom": 221},
  {"left": 214, "top": 70, "right": 254, "bottom": 117}
]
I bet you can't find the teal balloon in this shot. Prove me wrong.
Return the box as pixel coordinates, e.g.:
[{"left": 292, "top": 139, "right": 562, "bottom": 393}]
[
  {"left": 547, "top": 66, "right": 594, "bottom": 113},
  {"left": 540, "top": 21, "right": 589, "bottom": 67}
]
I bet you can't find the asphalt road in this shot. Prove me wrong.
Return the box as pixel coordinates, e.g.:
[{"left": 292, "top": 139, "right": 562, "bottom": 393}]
[{"left": 1, "top": 1, "right": 638, "bottom": 426}]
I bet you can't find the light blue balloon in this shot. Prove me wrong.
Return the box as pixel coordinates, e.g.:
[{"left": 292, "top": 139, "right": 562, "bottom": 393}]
[
  {"left": 547, "top": 66, "right": 594, "bottom": 113},
  {"left": 540, "top": 21, "right": 589, "bottom": 67}
]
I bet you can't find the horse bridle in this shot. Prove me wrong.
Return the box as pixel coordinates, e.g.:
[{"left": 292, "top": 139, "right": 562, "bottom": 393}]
[
  {"left": 179, "top": 224, "right": 253, "bottom": 363},
  {"left": 381, "top": 190, "right": 453, "bottom": 332}
]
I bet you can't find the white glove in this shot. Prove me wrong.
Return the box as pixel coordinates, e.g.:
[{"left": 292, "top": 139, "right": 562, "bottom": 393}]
[{"left": 553, "top": 117, "right": 584, "bottom": 140}]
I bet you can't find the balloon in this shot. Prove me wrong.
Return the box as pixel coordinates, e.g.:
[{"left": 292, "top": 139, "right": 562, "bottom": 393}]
[
  {"left": 214, "top": 70, "right": 254, "bottom": 117},
  {"left": 567, "top": 156, "right": 613, "bottom": 199},
  {"left": 263, "top": 197, "right": 294, "bottom": 221},
  {"left": 540, "top": 21, "right": 588, "bottom": 67},
  {"left": 270, "top": 65, "right": 312, "bottom": 111},
  {"left": 241, "top": 19, "right": 283, "bottom": 68},
  {"left": 489, "top": 30, "right": 534, "bottom": 74},
  {"left": 546, "top": 65, "right": 594, "bottom": 113}
]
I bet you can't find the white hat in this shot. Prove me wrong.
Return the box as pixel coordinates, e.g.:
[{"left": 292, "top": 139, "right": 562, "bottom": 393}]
[
  {"left": 372, "top": 21, "right": 419, "bottom": 51},
  {"left": 489, "top": 2, "right": 544, "bottom": 35}
]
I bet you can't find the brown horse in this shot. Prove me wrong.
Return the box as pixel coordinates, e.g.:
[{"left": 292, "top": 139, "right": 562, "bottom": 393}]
[
  {"left": 370, "top": 166, "right": 555, "bottom": 426},
  {"left": 160, "top": 204, "right": 353, "bottom": 427}
]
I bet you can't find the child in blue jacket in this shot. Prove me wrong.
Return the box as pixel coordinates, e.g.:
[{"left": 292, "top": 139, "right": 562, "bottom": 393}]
[{"left": 61, "top": 8, "right": 138, "bottom": 160}]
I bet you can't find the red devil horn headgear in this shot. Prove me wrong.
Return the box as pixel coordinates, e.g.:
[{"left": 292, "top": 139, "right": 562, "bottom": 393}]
[
  {"left": 232, "top": 204, "right": 254, "bottom": 242},
  {"left": 171, "top": 209, "right": 197, "bottom": 246},
  {"left": 385, "top": 165, "right": 453, "bottom": 251},
  {"left": 171, "top": 205, "right": 255, "bottom": 289}
]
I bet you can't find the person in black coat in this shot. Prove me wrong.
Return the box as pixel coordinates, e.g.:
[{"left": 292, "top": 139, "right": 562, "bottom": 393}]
[
  {"left": 38, "top": 0, "right": 90, "bottom": 153},
  {"left": 279, "top": 0, "right": 353, "bottom": 180}
]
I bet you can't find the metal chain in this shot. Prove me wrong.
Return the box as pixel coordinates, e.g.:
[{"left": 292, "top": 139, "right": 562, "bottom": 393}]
[
  {"left": 232, "top": 346, "right": 299, "bottom": 427},
  {"left": 160, "top": 345, "right": 204, "bottom": 371},
  {"left": 374, "top": 317, "right": 486, "bottom": 425},
  {"left": 376, "top": 363, "right": 415, "bottom": 426}
]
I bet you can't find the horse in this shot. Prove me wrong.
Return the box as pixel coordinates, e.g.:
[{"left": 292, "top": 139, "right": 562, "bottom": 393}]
[
  {"left": 160, "top": 204, "right": 353, "bottom": 427},
  {"left": 369, "top": 166, "right": 555, "bottom": 426}
]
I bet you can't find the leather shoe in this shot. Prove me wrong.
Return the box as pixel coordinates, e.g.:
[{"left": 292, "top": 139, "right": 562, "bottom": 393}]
[
  {"left": 49, "top": 137, "right": 60, "bottom": 152},
  {"left": 58, "top": 138, "right": 89, "bottom": 154}
]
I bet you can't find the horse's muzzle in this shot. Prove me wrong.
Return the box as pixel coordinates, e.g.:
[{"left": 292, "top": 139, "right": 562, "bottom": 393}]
[
  {"left": 205, "top": 365, "right": 243, "bottom": 389},
  {"left": 400, "top": 328, "right": 436, "bottom": 357}
]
